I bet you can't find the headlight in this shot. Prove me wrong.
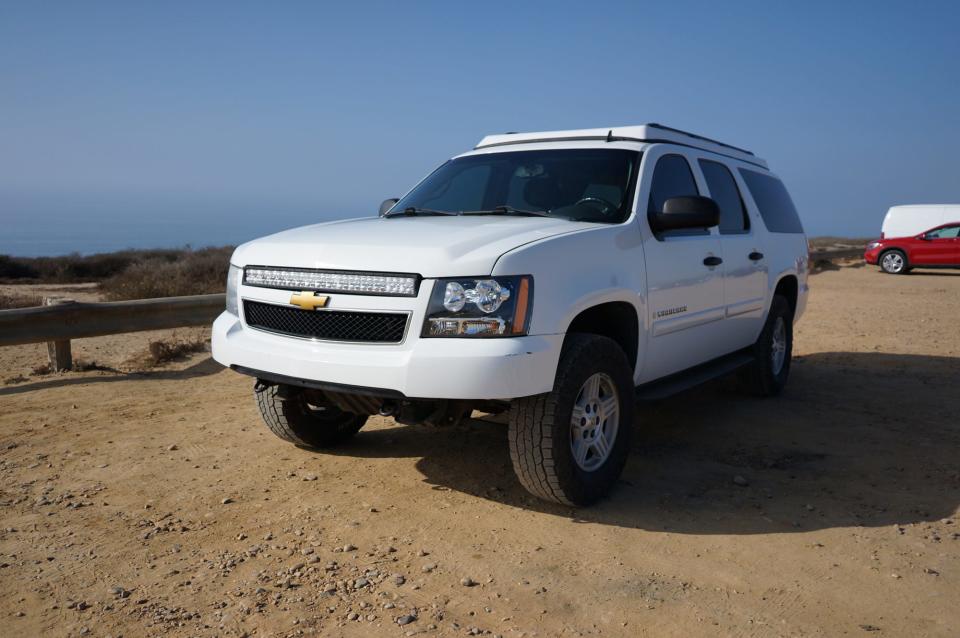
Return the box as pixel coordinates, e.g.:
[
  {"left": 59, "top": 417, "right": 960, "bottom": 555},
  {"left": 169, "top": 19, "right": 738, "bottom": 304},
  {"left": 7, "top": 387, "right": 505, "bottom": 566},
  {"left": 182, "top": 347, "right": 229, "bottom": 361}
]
[
  {"left": 866, "top": 241, "right": 881, "bottom": 250},
  {"left": 226, "top": 264, "right": 241, "bottom": 315},
  {"left": 423, "top": 276, "right": 533, "bottom": 337}
]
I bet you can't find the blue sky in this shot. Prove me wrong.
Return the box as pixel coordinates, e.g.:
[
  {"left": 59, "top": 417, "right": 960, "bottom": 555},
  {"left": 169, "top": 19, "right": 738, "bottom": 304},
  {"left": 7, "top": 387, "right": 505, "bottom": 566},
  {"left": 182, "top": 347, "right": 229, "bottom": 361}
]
[{"left": 1, "top": 1, "right": 958, "bottom": 254}]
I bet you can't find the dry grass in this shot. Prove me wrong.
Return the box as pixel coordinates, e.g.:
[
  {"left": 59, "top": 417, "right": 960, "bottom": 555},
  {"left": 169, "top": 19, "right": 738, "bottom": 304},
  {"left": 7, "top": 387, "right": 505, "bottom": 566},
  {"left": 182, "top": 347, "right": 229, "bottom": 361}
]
[
  {"left": 141, "top": 335, "right": 209, "bottom": 367},
  {"left": 808, "top": 236, "right": 873, "bottom": 250},
  {"left": 99, "top": 248, "right": 231, "bottom": 300},
  {"left": 0, "top": 292, "right": 43, "bottom": 310},
  {"left": 0, "top": 246, "right": 233, "bottom": 300},
  {"left": 27, "top": 359, "right": 118, "bottom": 376}
]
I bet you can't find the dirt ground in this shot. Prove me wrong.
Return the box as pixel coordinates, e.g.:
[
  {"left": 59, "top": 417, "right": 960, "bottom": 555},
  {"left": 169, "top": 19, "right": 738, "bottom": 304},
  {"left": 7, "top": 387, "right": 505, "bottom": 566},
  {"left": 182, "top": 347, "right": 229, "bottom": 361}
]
[{"left": 1, "top": 264, "right": 958, "bottom": 637}]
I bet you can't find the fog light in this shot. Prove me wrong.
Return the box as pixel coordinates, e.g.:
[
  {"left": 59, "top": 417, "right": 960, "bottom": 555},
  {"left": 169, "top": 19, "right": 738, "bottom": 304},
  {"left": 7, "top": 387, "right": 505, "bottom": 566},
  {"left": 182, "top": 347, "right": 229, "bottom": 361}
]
[{"left": 427, "top": 317, "right": 506, "bottom": 336}]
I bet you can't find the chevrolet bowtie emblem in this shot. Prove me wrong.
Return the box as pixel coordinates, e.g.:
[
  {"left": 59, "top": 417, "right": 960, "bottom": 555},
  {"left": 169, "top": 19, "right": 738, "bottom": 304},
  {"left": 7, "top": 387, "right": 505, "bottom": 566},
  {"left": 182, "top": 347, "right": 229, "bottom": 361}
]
[{"left": 289, "top": 291, "right": 329, "bottom": 310}]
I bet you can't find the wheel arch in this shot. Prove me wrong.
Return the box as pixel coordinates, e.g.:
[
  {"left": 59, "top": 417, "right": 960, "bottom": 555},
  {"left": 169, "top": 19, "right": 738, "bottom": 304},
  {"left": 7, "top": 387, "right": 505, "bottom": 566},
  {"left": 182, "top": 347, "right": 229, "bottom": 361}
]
[
  {"left": 562, "top": 300, "right": 640, "bottom": 373},
  {"left": 773, "top": 273, "right": 799, "bottom": 317}
]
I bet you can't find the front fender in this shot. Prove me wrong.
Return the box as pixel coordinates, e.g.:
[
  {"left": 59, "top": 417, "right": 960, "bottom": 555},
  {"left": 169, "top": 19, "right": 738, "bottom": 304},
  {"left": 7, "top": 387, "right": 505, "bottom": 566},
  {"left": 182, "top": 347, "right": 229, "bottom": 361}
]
[{"left": 492, "top": 223, "right": 647, "bottom": 343}]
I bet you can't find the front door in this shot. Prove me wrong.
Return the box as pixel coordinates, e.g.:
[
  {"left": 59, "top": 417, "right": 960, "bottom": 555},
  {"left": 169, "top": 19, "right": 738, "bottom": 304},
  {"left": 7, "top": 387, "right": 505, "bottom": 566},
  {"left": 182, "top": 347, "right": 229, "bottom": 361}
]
[
  {"left": 638, "top": 150, "right": 728, "bottom": 383},
  {"left": 912, "top": 225, "right": 960, "bottom": 265}
]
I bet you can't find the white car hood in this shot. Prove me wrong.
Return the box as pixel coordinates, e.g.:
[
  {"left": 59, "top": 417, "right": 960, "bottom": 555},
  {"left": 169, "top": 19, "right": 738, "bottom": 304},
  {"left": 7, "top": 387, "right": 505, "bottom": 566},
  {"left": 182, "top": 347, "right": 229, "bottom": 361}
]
[{"left": 232, "top": 215, "right": 595, "bottom": 277}]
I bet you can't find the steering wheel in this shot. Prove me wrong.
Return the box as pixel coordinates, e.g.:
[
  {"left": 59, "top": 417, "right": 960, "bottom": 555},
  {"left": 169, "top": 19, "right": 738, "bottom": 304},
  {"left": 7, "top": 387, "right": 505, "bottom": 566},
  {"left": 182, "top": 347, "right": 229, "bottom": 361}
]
[{"left": 575, "top": 196, "right": 618, "bottom": 216}]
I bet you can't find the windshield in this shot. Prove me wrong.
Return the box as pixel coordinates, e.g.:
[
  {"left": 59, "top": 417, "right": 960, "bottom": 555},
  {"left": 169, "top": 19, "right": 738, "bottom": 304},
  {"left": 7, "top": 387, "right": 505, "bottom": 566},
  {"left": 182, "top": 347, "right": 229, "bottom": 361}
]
[{"left": 391, "top": 149, "right": 641, "bottom": 223}]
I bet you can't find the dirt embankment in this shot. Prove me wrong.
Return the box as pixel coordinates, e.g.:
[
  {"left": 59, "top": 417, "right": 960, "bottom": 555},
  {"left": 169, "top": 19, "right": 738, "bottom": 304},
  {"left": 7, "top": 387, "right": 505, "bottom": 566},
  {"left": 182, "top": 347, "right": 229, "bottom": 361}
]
[{"left": 1, "top": 265, "right": 958, "bottom": 637}]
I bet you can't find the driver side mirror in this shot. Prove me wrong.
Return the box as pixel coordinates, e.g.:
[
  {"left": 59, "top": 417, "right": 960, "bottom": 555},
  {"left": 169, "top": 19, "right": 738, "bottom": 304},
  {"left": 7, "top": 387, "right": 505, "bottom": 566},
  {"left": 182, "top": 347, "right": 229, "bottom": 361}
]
[
  {"left": 379, "top": 198, "right": 399, "bottom": 217},
  {"left": 651, "top": 196, "right": 720, "bottom": 233}
]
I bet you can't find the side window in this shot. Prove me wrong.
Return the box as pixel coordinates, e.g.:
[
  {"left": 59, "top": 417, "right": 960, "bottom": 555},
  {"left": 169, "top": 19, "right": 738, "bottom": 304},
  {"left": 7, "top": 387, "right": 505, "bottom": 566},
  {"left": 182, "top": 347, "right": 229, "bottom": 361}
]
[
  {"left": 926, "top": 226, "right": 960, "bottom": 239},
  {"left": 647, "top": 154, "right": 699, "bottom": 215},
  {"left": 699, "top": 159, "right": 749, "bottom": 234},
  {"left": 738, "top": 169, "right": 804, "bottom": 234}
]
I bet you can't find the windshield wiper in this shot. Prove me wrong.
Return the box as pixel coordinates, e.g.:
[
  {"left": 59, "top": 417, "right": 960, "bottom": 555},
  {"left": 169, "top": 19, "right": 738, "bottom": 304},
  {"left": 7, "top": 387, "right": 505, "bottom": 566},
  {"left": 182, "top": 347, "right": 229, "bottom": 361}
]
[
  {"left": 384, "top": 207, "right": 460, "bottom": 218},
  {"left": 462, "top": 205, "right": 553, "bottom": 218}
]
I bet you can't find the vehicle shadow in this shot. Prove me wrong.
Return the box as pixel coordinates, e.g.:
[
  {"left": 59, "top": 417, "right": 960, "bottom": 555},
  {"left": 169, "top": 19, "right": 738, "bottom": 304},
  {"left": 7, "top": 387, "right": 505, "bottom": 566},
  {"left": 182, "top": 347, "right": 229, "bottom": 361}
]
[
  {"left": 905, "top": 269, "right": 960, "bottom": 277},
  {"left": 0, "top": 356, "right": 222, "bottom": 397},
  {"left": 324, "top": 351, "right": 960, "bottom": 534}
]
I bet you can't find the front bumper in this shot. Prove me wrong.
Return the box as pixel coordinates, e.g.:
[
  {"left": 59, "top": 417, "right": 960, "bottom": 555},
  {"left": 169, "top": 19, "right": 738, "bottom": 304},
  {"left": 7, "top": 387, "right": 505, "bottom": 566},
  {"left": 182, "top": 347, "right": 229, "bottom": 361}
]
[
  {"left": 864, "top": 247, "right": 881, "bottom": 264},
  {"left": 211, "top": 311, "right": 563, "bottom": 400}
]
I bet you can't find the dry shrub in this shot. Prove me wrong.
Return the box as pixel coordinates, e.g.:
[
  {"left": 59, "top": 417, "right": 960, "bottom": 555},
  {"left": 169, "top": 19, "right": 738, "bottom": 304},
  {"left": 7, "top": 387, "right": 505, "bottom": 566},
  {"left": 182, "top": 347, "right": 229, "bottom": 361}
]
[
  {"left": 810, "top": 258, "right": 841, "bottom": 273},
  {"left": 0, "top": 246, "right": 234, "bottom": 286},
  {"left": 0, "top": 292, "right": 43, "bottom": 310},
  {"left": 30, "top": 363, "right": 51, "bottom": 376},
  {"left": 100, "top": 247, "right": 232, "bottom": 300},
  {"left": 146, "top": 336, "right": 209, "bottom": 366},
  {"left": 72, "top": 359, "right": 118, "bottom": 373}
]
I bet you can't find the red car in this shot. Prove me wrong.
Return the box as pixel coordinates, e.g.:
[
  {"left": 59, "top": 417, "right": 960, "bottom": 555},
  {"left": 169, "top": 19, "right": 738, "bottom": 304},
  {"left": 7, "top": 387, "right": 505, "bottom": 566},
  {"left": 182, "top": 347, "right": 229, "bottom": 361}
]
[{"left": 864, "top": 223, "right": 960, "bottom": 274}]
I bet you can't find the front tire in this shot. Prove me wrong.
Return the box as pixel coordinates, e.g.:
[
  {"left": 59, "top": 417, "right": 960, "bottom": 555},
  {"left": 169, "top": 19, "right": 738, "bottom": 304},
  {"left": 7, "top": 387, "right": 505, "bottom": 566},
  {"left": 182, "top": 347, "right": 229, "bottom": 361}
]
[
  {"left": 738, "top": 295, "right": 793, "bottom": 397},
  {"left": 880, "top": 249, "right": 909, "bottom": 274},
  {"left": 254, "top": 384, "right": 368, "bottom": 448},
  {"left": 509, "top": 335, "right": 634, "bottom": 506}
]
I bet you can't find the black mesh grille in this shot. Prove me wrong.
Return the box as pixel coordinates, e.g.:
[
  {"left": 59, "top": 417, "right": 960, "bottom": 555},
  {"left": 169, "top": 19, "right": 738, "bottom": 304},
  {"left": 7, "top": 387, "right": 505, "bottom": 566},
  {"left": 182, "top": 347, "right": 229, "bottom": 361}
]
[{"left": 243, "top": 301, "right": 407, "bottom": 343}]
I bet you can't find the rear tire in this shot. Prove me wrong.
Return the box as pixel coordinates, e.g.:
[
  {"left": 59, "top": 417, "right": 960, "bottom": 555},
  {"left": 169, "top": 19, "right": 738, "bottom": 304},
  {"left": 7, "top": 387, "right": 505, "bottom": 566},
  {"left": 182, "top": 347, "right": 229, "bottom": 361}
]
[
  {"left": 879, "top": 249, "right": 909, "bottom": 274},
  {"left": 738, "top": 295, "right": 793, "bottom": 397},
  {"left": 508, "top": 334, "right": 634, "bottom": 506},
  {"left": 254, "top": 384, "right": 368, "bottom": 448}
]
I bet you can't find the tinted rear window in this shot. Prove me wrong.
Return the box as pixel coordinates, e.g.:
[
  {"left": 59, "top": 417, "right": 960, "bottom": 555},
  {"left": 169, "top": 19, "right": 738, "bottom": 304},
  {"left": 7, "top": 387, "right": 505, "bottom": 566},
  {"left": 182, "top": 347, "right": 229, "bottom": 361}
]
[{"left": 738, "top": 170, "right": 804, "bottom": 234}]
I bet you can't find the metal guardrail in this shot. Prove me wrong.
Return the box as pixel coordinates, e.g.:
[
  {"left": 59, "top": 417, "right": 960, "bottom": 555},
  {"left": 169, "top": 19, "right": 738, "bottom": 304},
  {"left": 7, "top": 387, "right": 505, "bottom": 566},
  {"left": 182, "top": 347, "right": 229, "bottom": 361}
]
[{"left": 0, "top": 293, "right": 225, "bottom": 370}]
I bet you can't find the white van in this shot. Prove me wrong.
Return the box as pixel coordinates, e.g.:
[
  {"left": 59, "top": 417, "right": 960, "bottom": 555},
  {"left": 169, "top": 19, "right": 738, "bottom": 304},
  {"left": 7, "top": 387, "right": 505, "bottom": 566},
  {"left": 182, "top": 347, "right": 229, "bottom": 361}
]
[{"left": 882, "top": 205, "right": 960, "bottom": 239}]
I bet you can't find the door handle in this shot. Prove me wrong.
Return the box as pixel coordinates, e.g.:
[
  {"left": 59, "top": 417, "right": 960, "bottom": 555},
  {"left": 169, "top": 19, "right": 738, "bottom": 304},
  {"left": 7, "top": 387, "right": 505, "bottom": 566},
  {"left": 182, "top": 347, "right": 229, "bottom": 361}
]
[
  {"left": 748, "top": 251, "right": 764, "bottom": 261},
  {"left": 703, "top": 256, "right": 723, "bottom": 267}
]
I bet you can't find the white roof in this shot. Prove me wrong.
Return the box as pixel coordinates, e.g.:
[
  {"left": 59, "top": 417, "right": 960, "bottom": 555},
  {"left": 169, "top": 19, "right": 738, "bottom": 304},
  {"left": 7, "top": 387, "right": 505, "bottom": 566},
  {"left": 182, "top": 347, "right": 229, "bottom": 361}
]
[
  {"left": 476, "top": 123, "right": 767, "bottom": 169},
  {"left": 888, "top": 204, "right": 960, "bottom": 210}
]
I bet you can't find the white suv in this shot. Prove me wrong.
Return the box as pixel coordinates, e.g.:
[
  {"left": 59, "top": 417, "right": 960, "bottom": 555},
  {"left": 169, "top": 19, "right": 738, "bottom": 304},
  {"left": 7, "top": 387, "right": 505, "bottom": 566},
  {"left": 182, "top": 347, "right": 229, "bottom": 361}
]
[{"left": 212, "top": 123, "right": 809, "bottom": 505}]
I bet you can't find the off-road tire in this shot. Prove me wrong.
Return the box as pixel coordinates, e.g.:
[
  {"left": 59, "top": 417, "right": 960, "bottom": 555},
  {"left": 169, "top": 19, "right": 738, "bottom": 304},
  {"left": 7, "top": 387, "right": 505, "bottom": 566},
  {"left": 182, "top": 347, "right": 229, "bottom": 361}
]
[
  {"left": 879, "top": 249, "right": 909, "bottom": 274},
  {"left": 738, "top": 295, "right": 793, "bottom": 397},
  {"left": 508, "top": 334, "right": 634, "bottom": 506},
  {"left": 254, "top": 384, "right": 368, "bottom": 448}
]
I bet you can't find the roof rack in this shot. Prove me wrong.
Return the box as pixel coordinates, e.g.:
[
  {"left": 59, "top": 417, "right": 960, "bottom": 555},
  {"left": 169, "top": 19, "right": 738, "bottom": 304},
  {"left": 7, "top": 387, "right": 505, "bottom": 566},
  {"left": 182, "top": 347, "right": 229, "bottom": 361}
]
[
  {"left": 644, "top": 123, "right": 755, "bottom": 156},
  {"left": 474, "top": 124, "right": 767, "bottom": 169}
]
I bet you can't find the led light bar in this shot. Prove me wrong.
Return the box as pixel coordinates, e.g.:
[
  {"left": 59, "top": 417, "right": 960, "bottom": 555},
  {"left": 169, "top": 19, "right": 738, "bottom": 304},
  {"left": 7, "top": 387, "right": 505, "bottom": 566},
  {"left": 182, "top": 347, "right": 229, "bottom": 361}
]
[{"left": 244, "top": 266, "right": 418, "bottom": 296}]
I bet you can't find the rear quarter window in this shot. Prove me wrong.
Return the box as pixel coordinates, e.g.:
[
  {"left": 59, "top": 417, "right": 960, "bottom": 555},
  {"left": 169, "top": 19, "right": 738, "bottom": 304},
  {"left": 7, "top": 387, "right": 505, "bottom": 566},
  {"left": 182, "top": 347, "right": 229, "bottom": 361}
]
[{"left": 738, "top": 170, "right": 805, "bottom": 234}]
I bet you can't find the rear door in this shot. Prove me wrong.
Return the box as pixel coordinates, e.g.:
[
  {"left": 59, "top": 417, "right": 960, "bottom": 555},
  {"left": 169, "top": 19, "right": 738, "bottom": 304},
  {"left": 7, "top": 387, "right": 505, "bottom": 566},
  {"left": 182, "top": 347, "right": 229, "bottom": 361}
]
[
  {"left": 695, "top": 158, "right": 767, "bottom": 348},
  {"left": 637, "top": 148, "right": 728, "bottom": 383},
  {"left": 913, "top": 225, "right": 960, "bottom": 265}
]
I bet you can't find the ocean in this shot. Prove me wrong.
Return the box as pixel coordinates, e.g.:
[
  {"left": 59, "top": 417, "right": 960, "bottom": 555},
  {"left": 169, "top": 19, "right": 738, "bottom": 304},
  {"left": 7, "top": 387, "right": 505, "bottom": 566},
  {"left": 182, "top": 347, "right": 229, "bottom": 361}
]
[{"left": 1, "top": 197, "right": 363, "bottom": 256}]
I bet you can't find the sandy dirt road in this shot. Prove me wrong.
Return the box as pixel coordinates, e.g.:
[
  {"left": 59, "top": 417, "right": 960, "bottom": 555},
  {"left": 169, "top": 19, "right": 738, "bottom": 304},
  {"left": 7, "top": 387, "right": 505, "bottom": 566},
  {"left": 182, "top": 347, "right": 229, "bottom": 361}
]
[{"left": 1, "top": 265, "right": 958, "bottom": 637}]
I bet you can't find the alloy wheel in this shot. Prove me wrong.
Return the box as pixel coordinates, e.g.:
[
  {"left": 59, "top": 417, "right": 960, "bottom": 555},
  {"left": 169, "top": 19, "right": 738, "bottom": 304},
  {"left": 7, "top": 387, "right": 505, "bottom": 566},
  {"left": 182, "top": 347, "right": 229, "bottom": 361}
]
[{"left": 570, "top": 372, "right": 620, "bottom": 472}]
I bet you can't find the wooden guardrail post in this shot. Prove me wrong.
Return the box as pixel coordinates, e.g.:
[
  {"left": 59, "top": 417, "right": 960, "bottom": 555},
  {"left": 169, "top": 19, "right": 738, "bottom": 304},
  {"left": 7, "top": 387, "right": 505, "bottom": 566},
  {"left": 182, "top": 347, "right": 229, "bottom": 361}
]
[{"left": 43, "top": 297, "right": 76, "bottom": 371}]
